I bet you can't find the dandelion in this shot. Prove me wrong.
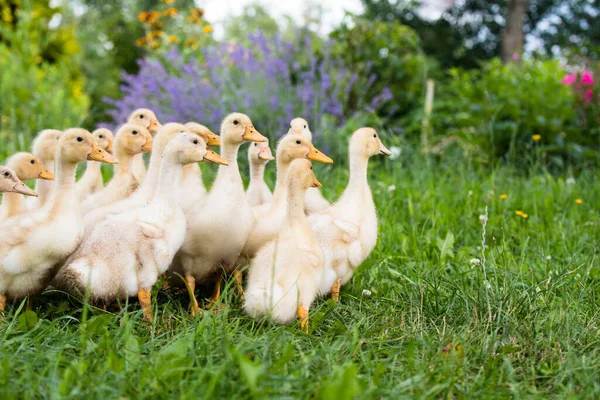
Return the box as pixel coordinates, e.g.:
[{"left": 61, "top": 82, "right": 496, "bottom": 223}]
[
  {"left": 362, "top": 289, "right": 372, "bottom": 296},
  {"left": 161, "top": 0, "right": 175, "bottom": 3},
  {"left": 387, "top": 185, "right": 396, "bottom": 192},
  {"left": 515, "top": 210, "right": 528, "bottom": 219},
  {"left": 470, "top": 258, "right": 481, "bottom": 267},
  {"left": 389, "top": 146, "right": 401, "bottom": 160},
  {"left": 163, "top": 7, "right": 178, "bottom": 17},
  {"left": 168, "top": 35, "right": 178, "bottom": 43},
  {"left": 575, "top": 198, "right": 583, "bottom": 205},
  {"left": 499, "top": 194, "right": 508, "bottom": 200},
  {"left": 203, "top": 25, "right": 213, "bottom": 33},
  {"left": 532, "top": 134, "right": 541, "bottom": 142}
]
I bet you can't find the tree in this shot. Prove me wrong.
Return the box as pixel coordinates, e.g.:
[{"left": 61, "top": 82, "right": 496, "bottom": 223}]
[{"left": 501, "top": 0, "right": 528, "bottom": 62}]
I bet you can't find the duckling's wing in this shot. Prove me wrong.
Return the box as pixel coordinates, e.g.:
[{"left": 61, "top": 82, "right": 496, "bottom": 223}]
[
  {"left": 332, "top": 219, "right": 359, "bottom": 242},
  {"left": 136, "top": 214, "right": 165, "bottom": 239}
]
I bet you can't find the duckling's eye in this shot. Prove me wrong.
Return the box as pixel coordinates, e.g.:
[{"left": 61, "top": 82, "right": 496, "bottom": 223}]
[
  {"left": 77, "top": 137, "right": 84, "bottom": 142},
  {"left": 373, "top": 134, "right": 377, "bottom": 138},
  {"left": 132, "top": 130, "right": 138, "bottom": 135},
  {"left": 139, "top": 115, "right": 144, "bottom": 119},
  {"left": 99, "top": 135, "right": 103, "bottom": 139},
  {"left": 310, "top": 166, "right": 313, "bottom": 170},
  {"left": 233, "top": 120, "right": 239, "bottom": 125},
  {"left": 193, "top": 139, "right": 198, "bottom": 145},
  {"left": 254, "top": 143, "right": 258, "bottom": 147},
  {"left": 4, "top": 171, "right": 9, "bottom": 177},
  {"left": 30, "top": 160, "right": 35, "bottom": 164},
  {"left": 304, "top": 125, "right": 307, "bottom": 129},
  {"left": 296, "top": 140, "right": 301, "bottom": 145}
]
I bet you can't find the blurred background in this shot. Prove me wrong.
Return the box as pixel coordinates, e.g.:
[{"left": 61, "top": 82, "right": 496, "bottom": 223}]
[{"left": 0, "top": 0, "right": 599, "bottom": 169}]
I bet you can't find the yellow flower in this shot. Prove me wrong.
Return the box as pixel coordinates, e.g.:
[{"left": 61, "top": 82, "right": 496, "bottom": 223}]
[
  {"left": 575, "top": 198, "right": 583, "bottom": 205},
  {"left": 191, "top": 8, "right": 205, "bottom": 17},
  {"left": 203, "top": 25, "right": 213, "bottom": 33},
  {"left": 135, "top": 37, "right": 147, "bottom": 47},
  {"left": 138, "top": 11, "right": 149, "bottom": 22},
  {"left": 499, "top": 194, "right": 508, "bottom": 200},
  {"left": 161, "top": 0, "right": 175, "bottom": 3},
  {"left": 163, "top": 8, "right": 178, "bottom": 17},
  {"left": 532, "top": 134, "right": 541, "bottom": 142},
  {"left": 168, "top": 35, "right": 178, "bottom": 43},
  {"left": 515, "top": 210, "right": 528, "bottom": 219}
]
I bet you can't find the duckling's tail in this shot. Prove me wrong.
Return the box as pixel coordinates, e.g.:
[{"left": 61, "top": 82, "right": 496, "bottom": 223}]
[{"left": 244, "top": 283, "right": 298, "bottom": 325}]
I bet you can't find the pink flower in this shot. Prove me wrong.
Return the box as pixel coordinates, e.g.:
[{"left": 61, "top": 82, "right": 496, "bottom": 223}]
[
  {"left": 581, "top": 71, "right": 594, "bottom": 86},
  {"left": 512, "top": 52, "right": 520, "bottom": 60},
  {"left": 584, "top": 89, "right": 594, "bottom": 104},
  {"left": 562, "top": 74, "right": 577, "bottom": 86}
]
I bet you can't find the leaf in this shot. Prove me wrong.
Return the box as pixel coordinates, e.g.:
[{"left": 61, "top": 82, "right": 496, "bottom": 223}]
[
  {"left": 123, "top": 334, "right": 140, "bottom": 371},
  {"left": 18, "top": 310, "right": 38, "bottom": 331},
  {"left": 318, "top": 363, "right": 363, "bottom": 400},
  {"left": 237, "top": 354, "right": 265, "bottom": 393},
  {"left": 436, "top": 232, "right": 455, "bottom": 260}
]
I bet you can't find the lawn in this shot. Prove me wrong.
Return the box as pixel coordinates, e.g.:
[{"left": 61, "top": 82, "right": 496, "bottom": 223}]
[{"left": 0, "top": 151, "right": 599, "bottom": 399}]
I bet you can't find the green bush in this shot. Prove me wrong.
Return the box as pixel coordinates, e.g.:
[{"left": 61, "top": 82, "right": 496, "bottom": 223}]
[
  {"left": 418, "top": 58, "right": 596, "bottom": 167},
  {"left": 0, "top": 1, "right": 89, "bottom": 161}
]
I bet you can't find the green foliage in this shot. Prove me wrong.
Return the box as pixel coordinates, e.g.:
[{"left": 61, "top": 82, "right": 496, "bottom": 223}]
[
  {"left": 0, "top": 1, "right": 89, "bottom": 161},
  {"left": 419, "top": 58, "right": 595, "bottom": 167},
  {"left": 330, "top": 18, "right": 431, "bottom": 120}
]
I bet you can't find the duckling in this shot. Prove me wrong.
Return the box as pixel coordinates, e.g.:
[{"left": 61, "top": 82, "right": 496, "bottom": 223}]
[
  {"left": 244, "top": 159, "right": 324, "bottom": 332},
  {"left": 0, "top": 153, "right": 54, "bottom": 222},
  {"left": 29, "top": 129, "right": 62, "bottom": 208},
  {"left": 128, "top": 108, "right": 162, "bottom": 184},
  {"left": 76, "top": 128, "right": 114, "bottom": 200},
  {"left": 55, "top": 130, "right": 226, "bottom": 321},
  {"left": 308, "top": 128, "right": 391, "bottom": 302},
  {"left": 177, "top": 113, "right": 266, "bottom": 314},
  {"left": 288, "top": 117, "right": 313, "bottom": 141},
  {"left": 0, "top": 129, "right": 116, "bottom": 313},
  {"left": 246, "top": 140, "right": 274, "bottom": 207},
  {"left": 79, "top": 124, "right": 152, "bottom": 215},
  {"left": 241, "top": 135, "right": 332, "bottom": 262},
  {"left": 178, "top": 122, "right": 221, "bottom": 214},
  {"left": 0, "top": 166, "right": 38, "bottom": 197}
]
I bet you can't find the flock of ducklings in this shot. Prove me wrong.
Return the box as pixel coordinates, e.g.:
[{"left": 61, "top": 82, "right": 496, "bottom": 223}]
[{"left": 0, "top": 109, "right": 390, "bottom": 331}]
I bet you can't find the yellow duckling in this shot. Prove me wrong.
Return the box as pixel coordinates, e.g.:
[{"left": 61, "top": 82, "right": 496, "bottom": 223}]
[
  {"left": 29, "top": 129, "right": 62, "bottom": 209},
  {"left": 76, "top": 128, "right": 114, "bottom": 200},
  {"left": 0, "top": 166, "right": 38, "bottom": 197},
  {"left": 128, "top": 108, "right": 162, "bottom": 184},
  {"left": 246, "top": 139, "right": 275, "bottom": 207}
]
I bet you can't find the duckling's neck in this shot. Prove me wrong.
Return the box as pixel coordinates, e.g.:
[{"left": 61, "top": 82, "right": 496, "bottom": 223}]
[
  {"left": 214, "top": 141, "right": 241, "bottom": 187},
  {"left": 82, "top": 160, "right": 101, "bottom": 178},
  {"left": 137, "top": 150, "right": 162, "bottom": 200},
  {"left": 339, "top": 153, "right": 371, "bottom": 205},
  {"left": 286, "top": 180, "right": 309, "bottom": 227},
  {"left": 273, "top": 160, "right": 290, "bottom": 195},
  {"left": 47, "top": 158, "right": 79, "bottom": 215},
  {"left": 182, "top": 163, "right": 202, "bottom": 183},
  {"left": 0, "top": 191, "right": 26, "bottom": 218},
  {"left": 35, "top": 159, "right": 54, "bottom": 205},
  {"left": 151, "top": 157, "right": 183, "bottom": 209},
  {"left": 250, "top": 161, "right": 266, "bottom": 184},
  {"left": 114, "top": 150, "right": 135, "bottom": 176}
]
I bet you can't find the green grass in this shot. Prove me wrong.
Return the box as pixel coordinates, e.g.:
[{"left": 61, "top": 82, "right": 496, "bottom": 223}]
[{"left": 1, "top": 150, "right": 599, "bottom": 399}]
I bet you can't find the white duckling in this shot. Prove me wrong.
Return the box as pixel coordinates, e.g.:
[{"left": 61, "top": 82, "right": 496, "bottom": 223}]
[
  {"left": 244, "top": 159, "right": 324, "bottom": 332},
  {"left": 178, "top": 122, "right": 221, "bottom": 215},
  {"left": 246, "top": 140, "right": 274, "bottom": 207},
  {"left": 79, "top": 124, "right": 152, "bottom": 215},
  {"left": 0, "top": 129, "right": 116, "bottom": 313},
  {"left": 76, "top": 128, "right": 114, "bottom": 200},
  {"left": 241, "top": 135, "right": 333, "bottom": 262},
  {"left": 0, "top": 153, "right": 54, "bottom": 222},
  {"left": 308, "top": 128, "right": 391, "bottom": 302},
  {"left": 177, "top": 112, "right": 266, "bottom": 314},
  {"left": 29, "top": 129, "right": 62, "bottom": 209},
  {"left": 55, "top": 130, "right": 226, "bottom": 321},
  {"left": 128, "top": 108, "right": 161, "bottom": 184},
  {"left": 0, "top": 166, "right": 38, "bottom": 197},
  {"left": 287, "top": 118, "right": 331, "bottom": 214}
]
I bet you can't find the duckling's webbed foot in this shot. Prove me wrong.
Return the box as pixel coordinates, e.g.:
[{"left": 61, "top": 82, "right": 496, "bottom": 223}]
[
  {"left": 331, "top": 279, "right": 341, "bottom": 303},
  {"left": 205, "top": 275, "right": 222, "bottom": 309},
  {"left": 233, "top": 269, "right": 244, "bottom": 300},
  {"left": 137, "top": 288, "right": 153, "bottom": 322},
  {"left": 0, "top": 294, "right": 6, "bottom": 318},
  {"left": 297, "top": 305, "right": 309, "bottom": 333},
  {"left": 185, "top": 274, "right": 203, "bottom": 317}
]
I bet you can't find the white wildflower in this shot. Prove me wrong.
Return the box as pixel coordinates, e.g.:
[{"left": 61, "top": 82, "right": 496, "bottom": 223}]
[
  {"left": 362, "top": 289, "right": 372, "bottom": 296},
  {"left": 545, "top": 255, "right": 551, "bottom": 261},
  {"left": 468, "top": 190, "right": 473, "bottom": 197},
  {"left": 479, "top": 214, "right": 488, "bottom": 224},
  {"left": 470, "top": 258, "right": 481, "bottom": 267},
  {"left": 484, "top": 280, "right": 492, "bottom": 290},
  {"left": 388, "top": 185, "right": 396, "bottom": 192},
  {"left": 389, "top": 146, "right": 401, "bottom": 160},
  {"left": 566, "top": 177, "right": 576, "bottom": 185}
]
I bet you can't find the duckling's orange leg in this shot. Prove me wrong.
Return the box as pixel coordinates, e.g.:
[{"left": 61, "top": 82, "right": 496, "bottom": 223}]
[
  {"left": 186, "top": 274, "right": 203, "bottom": 316},
  {"left": 0, "top": 294, "right": 6, "bottom": 318},
  {"left": 233, "top": 269, "right": 244, "bottom": 300},
  {"left": 137, "top": 288, "right": 153, "bottom": 322},
  {"left": 331, "top": 279, "right": 341, "bottom": 303},
  {"left": 297, "top": 305, "right": 309, "bottom": 333},
  {"left": 205, "top": 275, "right": 222, "bottom": 309}
]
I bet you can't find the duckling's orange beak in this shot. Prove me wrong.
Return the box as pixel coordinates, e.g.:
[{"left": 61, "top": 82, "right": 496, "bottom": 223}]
[
  {"left": 12, "top": 181, "right": 38, "bottom": 197},
  {"left": 312, "top": 176, "right": 323, "bottom": 188},
  {"left": 206, "top": 131, "right": 221, "bottom": 147},
  {"left": 243, "top": 124, "right": 266, "bottom": 143},
  {"left": 378, "top": 140, "right": 391, "bottom": 156},
  {"left": 106, "top": 139, "right": 114, "bottom": 154},
  {"left": 307, "top": 145, "right": 333, "bottom": 164},
  {"left": 142, "top": 134, "right": 153, "bottom": 152},
  {"left": 149, "top": 118, "right": 162, "bottom": 134},
  {"left": 88, "top": 142, "right": 119, "bottom": 164},
  {"left": 203, "top": 149, "right": 228, "bottom": 165},
  {"left": 258, "top": 147, "right": 274, "bottom": 161},
  {"left": 38, "top": 168, "right": 55, "bottom": 180}
]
